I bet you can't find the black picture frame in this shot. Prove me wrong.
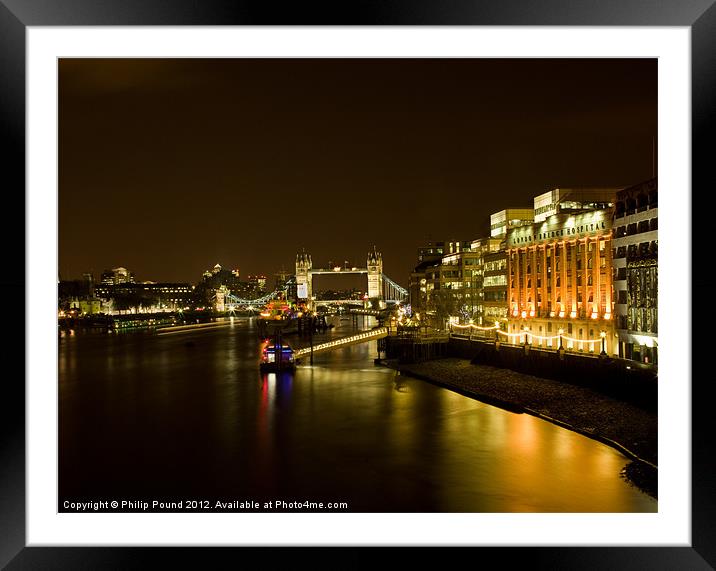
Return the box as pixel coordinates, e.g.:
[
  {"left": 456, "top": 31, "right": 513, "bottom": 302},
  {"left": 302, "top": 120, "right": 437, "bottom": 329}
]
[{"left": 1, "top": 1, "right": 711, "bottom": 568}]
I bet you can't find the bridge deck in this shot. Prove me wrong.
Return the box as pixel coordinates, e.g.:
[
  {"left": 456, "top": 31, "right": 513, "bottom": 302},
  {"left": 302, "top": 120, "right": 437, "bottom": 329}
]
[{"left": 294, "top": 327, "right": 388, "bottom": 358}]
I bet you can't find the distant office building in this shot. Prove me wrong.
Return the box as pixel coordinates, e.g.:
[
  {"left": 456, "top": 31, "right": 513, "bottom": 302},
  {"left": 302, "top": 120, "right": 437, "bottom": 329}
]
[
  {"left": 94, "top": 282, "right": 194, "bottom": 312},
  {"left": 612, "top": 178, "right": 658, "bottom": 364},
  {"left": 100, "top": 267, "right": 135, "bottom": 285},
  {"left": 200, "top": 263, "right": 246, "bottom": 295},
  {"left": 248, "top": 275, "right": 267, "bottom": 293}
]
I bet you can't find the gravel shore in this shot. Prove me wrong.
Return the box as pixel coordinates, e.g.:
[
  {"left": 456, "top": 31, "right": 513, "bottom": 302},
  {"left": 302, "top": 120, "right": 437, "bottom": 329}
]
[{"left": 395, "top": 358, "right": 657, "bottom": 499}]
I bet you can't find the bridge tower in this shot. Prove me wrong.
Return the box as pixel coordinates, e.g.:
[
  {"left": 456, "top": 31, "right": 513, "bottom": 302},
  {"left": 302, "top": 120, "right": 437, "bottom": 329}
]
[
  {"left": 295, "top": 250, "right": 313, "bottom": 308},
  {"left": 367, "top": 246, "right": 384, "bottom": 305}
]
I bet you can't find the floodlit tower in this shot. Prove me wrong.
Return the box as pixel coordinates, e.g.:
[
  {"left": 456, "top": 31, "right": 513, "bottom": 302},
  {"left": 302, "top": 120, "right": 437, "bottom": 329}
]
[
  {"left": 295, "top": 250, "right": 313, "bottom": 307},
  {"left": 367, "top": 246, "right": 384, "bottom": 302}
]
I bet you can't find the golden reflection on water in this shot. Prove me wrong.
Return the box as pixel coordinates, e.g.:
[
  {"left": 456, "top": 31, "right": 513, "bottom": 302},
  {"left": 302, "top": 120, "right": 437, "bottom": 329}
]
[{"left": 292, "top": 347, "right": 655, "bottom": 513}]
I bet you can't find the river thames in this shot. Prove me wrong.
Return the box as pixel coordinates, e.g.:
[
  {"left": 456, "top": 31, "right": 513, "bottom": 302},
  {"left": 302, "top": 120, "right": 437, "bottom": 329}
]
[{"left": 58, "top": 316, "right": 656, "bottom": 512}]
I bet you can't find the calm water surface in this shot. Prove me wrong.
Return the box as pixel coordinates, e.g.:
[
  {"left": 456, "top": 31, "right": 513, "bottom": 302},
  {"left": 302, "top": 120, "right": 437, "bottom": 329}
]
[{"left": 59, "top": 317, "right": 656, "bottom": 512}]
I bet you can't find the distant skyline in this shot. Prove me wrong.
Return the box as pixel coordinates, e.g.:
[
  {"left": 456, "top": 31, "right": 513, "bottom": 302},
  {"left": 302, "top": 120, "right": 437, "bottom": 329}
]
[{"left": 59, "top": 58, "right": 657, "bottom": 285}]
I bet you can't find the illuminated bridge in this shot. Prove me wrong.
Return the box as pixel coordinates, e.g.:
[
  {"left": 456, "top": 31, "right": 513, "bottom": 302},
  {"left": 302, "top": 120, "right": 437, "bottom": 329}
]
[
  {"left": 297, "top": 247, "right": 407, "bottom": 307},
  {"left": 224, "top": 289, "right": 281, "bottom": 310},
  {"left": 294, "top": 327, "right": 388, "bottom": 359},
  {"left": 223, "top": 248, "right": 408, "bottom": 310}
]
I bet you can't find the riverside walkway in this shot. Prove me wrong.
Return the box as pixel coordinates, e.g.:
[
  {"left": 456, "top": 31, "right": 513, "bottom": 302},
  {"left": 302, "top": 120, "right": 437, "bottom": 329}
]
[{"left": 294, "top": 327, "right": 388, "bottom": 358}]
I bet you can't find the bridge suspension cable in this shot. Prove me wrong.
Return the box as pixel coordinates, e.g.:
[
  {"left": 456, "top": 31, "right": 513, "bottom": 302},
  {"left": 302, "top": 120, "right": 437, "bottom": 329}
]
[
  {"left": 381, "top": 274, "right": 408, "bottom": 300},
  {"left": 225, "top": 290, "right": 280, "bottom": 306},
  {"left": 225, "top": 277, "right": 296, "bottom": 307}
]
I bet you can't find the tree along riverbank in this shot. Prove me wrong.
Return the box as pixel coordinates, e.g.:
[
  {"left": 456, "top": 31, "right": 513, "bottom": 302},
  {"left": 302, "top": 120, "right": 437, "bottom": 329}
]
[{"left": 391, "top": 358, "right": 657, "bottom": 499}]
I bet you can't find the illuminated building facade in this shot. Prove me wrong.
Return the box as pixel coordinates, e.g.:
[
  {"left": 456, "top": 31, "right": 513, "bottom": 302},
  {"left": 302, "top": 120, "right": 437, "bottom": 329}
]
[
  {"left": 410, "top": 240, "right": 495, "bottom": 326},
  {"left": 409, "top": 241, "right": 467, "bottom": 320},
  {"left": 485, "top": 208, "right": 534, "bottom": 328},
  {"left": 94, "top": 282, "right": 195, "bottom": 311},
  {"left": 506, "top": 204, "right": 616, "bottom": 355},
  {"left": 417, "top": 241, "right": 448, "bottom": 262},
  {"left": 248, "top": 275, "right": 268, "bottom": 293},
  {"left": 483, "top": 249, "right": 509, "bottom": 327},
  {"left": 490, "top": 208, "right": 534, "bottom": 238},
  {"left": 532, "top": 188, "right": 617, "bottom": 223},
  {"left": 435, "top": 246, "right": 482, "bottom": 324},
  {"left": 100, "top": 266, "right": 135, "bottom": 285},
  {"left": 612, "top": 178, "right": 658, "bottom": 364}
]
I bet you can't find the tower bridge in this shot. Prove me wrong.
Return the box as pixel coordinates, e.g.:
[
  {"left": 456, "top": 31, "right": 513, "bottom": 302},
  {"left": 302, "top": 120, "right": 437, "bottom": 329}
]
[
  {"left": 296, "top": 246, "right": 407, "bottom": 308},
  {"left": 222, "top": 248, "right": 407, "bottom": 310}
]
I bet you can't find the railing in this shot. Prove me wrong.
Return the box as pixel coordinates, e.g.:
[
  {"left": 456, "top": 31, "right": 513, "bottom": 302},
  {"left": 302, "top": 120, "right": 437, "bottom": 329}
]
[
  {"left": 449, "top": 324, "right": 608, "bottom": 354},
  {"left": 294, "top": 327, "right": 388, "bottom": 358}
]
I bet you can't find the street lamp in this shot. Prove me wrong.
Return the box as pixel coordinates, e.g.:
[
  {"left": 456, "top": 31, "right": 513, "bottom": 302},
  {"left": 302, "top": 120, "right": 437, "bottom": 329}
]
[
  {"left": 558, "top": 328, "right": 564, "bottom": 351},
  {"left": 600, "top": 330, "right": 607, "bottom": 356}
]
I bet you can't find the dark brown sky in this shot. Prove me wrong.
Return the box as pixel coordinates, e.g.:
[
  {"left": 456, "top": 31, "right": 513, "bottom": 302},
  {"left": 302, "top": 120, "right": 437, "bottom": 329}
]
[{"left": 59, "top": 58, "right": 657, "bottom": 286}]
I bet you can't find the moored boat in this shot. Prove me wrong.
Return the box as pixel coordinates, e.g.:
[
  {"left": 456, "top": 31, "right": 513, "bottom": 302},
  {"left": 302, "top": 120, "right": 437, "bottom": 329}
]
[
  {"left": 259, "top": 338, "right": 296, "bottom": 372},
  {"left": 257, "top": 299, "right": 299, "bottom": 336}
]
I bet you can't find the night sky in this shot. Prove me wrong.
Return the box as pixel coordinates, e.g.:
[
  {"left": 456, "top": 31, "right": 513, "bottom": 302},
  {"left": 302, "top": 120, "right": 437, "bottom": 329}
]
[{"left": 59, "top": 58, "right": 657, "bottom": 287}]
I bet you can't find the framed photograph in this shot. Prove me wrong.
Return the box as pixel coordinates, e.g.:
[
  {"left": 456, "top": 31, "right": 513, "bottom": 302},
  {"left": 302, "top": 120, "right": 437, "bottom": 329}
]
[{"left": 2, "top": 0, "right": 711, "bottom": 567}]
